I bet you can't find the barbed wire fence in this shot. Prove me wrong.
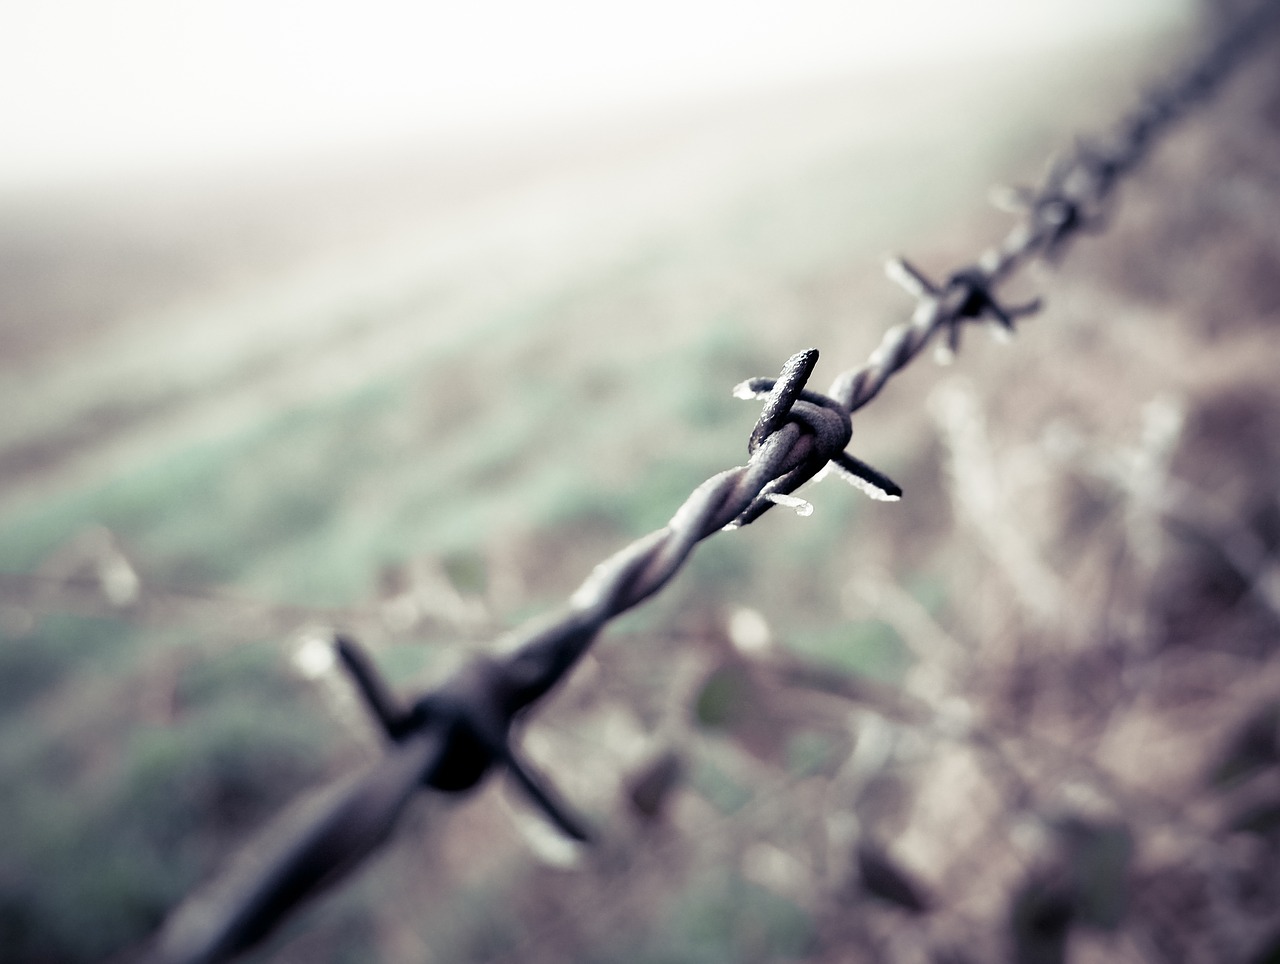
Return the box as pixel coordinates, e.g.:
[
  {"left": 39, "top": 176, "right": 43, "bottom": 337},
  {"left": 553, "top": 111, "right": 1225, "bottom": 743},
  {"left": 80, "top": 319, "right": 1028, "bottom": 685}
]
[{"left": 135, "top": 4, "right": 1280, "bottom": 962}]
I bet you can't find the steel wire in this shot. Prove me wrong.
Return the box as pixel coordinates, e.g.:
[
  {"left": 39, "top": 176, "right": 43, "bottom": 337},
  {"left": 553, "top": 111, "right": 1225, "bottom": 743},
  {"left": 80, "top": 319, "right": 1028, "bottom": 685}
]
[{"left": 140, "top": 4, "right": 1280, "bottom": 962}]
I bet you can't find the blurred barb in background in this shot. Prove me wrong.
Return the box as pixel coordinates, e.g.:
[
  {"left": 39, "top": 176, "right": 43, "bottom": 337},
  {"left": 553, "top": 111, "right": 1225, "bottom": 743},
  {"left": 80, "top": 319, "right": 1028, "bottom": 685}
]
[{"left": 5, "top": 0, "right": 1280, "bottom": 962}]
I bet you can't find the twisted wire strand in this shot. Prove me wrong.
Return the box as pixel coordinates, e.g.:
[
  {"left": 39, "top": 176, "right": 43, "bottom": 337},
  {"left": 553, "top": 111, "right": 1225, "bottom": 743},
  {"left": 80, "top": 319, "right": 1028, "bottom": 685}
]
[{"left": 142, "top": 5, "right": 1280, "bottom": 962}]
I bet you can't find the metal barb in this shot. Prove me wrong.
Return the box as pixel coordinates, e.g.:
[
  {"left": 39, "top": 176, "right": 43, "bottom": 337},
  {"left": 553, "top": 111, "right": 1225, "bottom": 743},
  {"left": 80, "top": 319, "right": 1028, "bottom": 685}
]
[
  {"left": 888, "top": 258, "right": 1041, "bottom": 355},
  {"left": 730, "top": 349, "right": 900, "bottom": 526},
  {"left": 993, "top": 154, "right": 1109, "bottom": 262},
  {"left": 748, "top": 348, "right": 820, "bottom": 453}
]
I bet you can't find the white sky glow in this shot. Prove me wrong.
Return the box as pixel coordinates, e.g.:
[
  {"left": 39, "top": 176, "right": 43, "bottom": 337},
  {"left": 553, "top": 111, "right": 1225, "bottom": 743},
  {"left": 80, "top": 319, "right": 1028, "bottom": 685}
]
[{"left": 0, "top": 0, "right": 1191, "bottom": 188}]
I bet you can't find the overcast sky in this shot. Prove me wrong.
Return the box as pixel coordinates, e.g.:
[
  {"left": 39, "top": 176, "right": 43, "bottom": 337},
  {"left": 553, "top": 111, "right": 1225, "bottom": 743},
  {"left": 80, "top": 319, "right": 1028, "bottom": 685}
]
[{"left": 0, "top": 0, "right": 1193, "bottom": 189}]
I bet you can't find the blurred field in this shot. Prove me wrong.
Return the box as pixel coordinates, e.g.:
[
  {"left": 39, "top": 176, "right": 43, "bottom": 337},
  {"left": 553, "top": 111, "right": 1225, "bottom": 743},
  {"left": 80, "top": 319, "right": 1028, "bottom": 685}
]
[{"left": 3, "top": 10, "right": 1280, "bottom": 964}]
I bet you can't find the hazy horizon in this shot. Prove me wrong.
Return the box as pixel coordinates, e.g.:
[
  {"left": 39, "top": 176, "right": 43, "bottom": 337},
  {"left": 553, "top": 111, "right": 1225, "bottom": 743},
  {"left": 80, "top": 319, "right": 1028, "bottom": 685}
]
[{"left": 1, "top": 0, "right": 1193, "bottom": 190}]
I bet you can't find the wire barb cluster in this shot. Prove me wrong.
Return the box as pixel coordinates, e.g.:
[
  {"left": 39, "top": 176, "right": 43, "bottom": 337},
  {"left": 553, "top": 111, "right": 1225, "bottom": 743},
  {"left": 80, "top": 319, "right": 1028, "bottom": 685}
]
[{"left": 143, "top": 5, "right": 1280, "bottom": 962}]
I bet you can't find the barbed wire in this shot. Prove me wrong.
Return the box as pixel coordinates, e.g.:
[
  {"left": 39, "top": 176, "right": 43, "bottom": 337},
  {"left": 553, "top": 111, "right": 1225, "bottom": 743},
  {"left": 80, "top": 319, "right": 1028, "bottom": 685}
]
[{"left": 140, "top": 4, "right": 1280, "bottom": 962}]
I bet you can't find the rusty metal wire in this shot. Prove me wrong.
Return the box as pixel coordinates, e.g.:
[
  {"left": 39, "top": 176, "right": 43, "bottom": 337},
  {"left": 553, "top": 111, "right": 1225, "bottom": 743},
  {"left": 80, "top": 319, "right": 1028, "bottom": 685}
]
[{"left": 141, "top": 5, "right": 1280, "bottom": 962}]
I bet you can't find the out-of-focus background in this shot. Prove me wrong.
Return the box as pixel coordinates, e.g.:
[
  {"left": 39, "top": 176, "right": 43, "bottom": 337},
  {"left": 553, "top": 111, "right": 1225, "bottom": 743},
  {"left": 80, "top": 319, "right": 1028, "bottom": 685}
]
[{"left": 3, "top": 1, "right": 1280, "bottom": 961}]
